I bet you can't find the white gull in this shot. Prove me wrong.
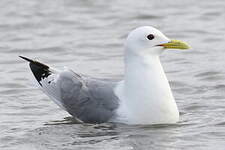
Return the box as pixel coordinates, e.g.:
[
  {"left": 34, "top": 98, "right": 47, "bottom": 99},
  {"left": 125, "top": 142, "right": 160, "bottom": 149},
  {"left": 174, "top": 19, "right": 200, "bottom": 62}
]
[{"left": 20, "top": 26, "right": 189, "bottom": 125}]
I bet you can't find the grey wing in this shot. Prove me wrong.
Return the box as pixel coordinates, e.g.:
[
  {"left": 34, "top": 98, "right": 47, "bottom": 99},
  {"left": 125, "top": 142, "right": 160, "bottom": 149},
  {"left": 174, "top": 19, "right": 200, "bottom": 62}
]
[
  {"left": 20, "top": 56, "right": 119, "bottom": 123},
  {"left": 58, "top": 71, "right": 120, "bottom": 123}
]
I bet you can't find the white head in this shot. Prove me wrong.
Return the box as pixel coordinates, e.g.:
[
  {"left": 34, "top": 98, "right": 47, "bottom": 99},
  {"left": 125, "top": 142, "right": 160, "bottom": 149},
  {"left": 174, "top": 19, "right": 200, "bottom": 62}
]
[{"left": 125, "top": 26, "right": 189, "bottom": 57}]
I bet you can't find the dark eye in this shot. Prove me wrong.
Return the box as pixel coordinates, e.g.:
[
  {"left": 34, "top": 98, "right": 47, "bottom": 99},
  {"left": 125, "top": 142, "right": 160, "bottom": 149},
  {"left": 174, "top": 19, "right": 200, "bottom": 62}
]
[{"left": 147, "top": 34, "right": 154, "bottom": 40}]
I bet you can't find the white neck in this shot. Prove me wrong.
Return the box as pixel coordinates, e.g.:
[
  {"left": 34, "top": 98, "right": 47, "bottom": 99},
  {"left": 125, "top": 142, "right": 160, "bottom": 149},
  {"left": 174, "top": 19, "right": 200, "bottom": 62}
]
[{"left": 115, "top": 51, "right": 179, "bottom": 124}]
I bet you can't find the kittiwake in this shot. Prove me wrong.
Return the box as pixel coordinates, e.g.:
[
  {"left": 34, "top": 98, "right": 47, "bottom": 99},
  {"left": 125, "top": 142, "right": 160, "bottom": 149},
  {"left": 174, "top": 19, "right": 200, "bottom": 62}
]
[{"left": 20, "top": 26, "right": 189, "bottom": 125}]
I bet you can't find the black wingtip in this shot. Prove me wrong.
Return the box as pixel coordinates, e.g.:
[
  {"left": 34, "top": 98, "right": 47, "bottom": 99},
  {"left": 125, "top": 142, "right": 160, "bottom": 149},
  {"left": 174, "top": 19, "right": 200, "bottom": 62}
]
[
  {"left": 19, "top": 55, "right": 34, "bottom": 63},
  {"left": 19, "top": 55, "right": 49, "bottom": 69},
  {"left": 19, "top": 55, "right": 51, "bottom": 86}
]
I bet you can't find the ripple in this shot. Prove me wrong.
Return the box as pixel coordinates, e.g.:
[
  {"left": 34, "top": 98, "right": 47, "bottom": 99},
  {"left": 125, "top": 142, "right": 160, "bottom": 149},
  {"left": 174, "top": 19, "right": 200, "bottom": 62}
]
[
  {"left": 195, "top": 71, "right": 221, "bottom": 77},
  {"left": 1, "top": 0, "right": 225, "bottom": 149},
  {"left": 194, "top": 71, "right": 225, "bottom": 82}
]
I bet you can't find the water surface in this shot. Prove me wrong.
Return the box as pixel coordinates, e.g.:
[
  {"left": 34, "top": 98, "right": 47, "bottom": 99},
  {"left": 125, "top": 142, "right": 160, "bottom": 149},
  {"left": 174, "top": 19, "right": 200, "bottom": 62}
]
[{"left": 1, "top": 0, "right": 225, "bottom": 149}]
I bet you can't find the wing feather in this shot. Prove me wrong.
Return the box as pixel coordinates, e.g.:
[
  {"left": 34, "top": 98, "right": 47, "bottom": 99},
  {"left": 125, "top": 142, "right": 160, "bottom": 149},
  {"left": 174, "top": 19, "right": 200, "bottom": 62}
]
[{"left": 20, "top": 56, "right": 119, "bottom": 123}]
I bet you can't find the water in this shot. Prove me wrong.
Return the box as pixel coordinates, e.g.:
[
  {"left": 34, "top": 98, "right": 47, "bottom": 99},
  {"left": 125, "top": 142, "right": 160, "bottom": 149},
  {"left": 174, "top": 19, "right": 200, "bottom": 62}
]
[{"left": 1, "top": 0, "right": 225, "bottom": 149}]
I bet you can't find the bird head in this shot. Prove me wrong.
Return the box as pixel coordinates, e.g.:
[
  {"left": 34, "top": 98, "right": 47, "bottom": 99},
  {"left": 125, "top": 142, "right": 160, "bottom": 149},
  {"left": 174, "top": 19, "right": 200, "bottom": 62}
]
[{"left": 125, "top": 26, "right": 190, "bottom": 56}]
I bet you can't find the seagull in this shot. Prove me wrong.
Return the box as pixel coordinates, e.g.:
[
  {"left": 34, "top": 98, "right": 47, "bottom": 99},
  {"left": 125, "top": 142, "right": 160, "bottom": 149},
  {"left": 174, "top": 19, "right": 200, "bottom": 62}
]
[{"left": 20, "top": 26, "right": 189, "bottom": 125}]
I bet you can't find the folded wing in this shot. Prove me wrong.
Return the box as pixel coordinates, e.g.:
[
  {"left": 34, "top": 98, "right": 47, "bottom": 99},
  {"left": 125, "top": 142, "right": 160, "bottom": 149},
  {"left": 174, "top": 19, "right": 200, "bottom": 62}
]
[{"left": 20, "top": 56, "right": 119, "bottom": 123}]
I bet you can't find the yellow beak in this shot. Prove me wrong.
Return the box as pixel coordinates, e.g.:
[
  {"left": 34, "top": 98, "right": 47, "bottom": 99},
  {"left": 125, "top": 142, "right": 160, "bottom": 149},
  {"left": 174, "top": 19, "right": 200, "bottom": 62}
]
[{"left": 157, "top": 40, "right": 190, "bottom": 50}]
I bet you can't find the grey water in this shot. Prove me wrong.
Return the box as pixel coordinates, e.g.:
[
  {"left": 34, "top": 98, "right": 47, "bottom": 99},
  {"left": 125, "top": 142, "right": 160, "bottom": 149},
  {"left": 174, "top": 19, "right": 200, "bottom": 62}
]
[{"left": 1, "top": 0, "right": 225, "bottom": 149}]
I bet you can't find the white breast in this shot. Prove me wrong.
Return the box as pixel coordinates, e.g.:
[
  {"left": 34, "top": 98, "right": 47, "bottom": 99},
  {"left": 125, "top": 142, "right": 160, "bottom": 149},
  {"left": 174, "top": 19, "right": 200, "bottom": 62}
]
[{"left": 113, "top": 55, "right": 179, "bottom": 125}]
